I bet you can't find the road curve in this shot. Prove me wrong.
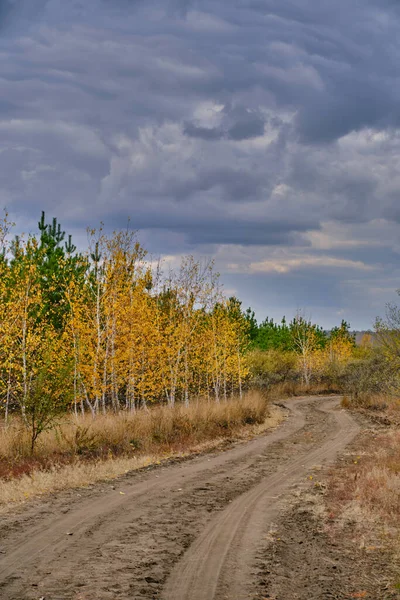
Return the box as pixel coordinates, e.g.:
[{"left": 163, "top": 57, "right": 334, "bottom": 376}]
[
  {"left": 0, "top": 397, "right": 359, "bottom": 600},
  {"left": 162, "top": 398, "right": 359, "bottom": 600}
]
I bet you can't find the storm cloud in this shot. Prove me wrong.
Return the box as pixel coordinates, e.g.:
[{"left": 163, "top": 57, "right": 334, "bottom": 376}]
[{"left": 1, "top": 0, "right": 400, "bottom": 327}]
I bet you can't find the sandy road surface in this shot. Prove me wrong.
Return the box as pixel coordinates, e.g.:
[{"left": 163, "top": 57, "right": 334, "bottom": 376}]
[{"left": 0, "top": 397, "right": 359, "bottom": 600}]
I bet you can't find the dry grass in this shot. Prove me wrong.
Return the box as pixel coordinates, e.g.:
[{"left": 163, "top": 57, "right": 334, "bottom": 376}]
[
  {"left": 269, "top": 381, "right": 339, "bottom": 399},
  {"left": 322, "top": 394, "right": 400, "bottom": 590},
  {"left": 341, "top": 393, "right": 400, "bottom": 422},
  {"left": 326, "top": 429, "right": 400, "bottom": 540},
  {"left": 0, "top": 392, "right": 285, "bottom": 510},
  {"left": 1, "top": 391, "right": 270, "bottom": 465},
  {"left": 0, "top": 454, "right": 159, "bottom": 510}
]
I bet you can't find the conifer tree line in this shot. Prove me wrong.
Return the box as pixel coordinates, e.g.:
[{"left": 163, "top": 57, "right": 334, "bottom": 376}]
[
  {"left": 245, "top": 310, "right": 355, "bottom": 353},
  {"left": 245, "top": 310, "right": 358, "bottom": 387},
  {"left": 0, "top": 213, "right": 249, "bottom": 425}
]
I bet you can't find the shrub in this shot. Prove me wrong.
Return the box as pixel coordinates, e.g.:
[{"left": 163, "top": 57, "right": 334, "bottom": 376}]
[
  {"left": 248, "top": 349, "right": 298, "bottom": 388},
  {"left": 342, "top": 350, "right": 399, "bottom": 403}
]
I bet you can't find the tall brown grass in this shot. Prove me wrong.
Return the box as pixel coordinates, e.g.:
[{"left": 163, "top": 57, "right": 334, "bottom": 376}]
[
  {"left": 327, "top": 430, "right": 400, "bottom": 530},
  {"left": 268, "top": 380, "right": 339, "bottom": 399},
  {"left": 328, "top": 390, "right": 400, "bottom": 544},
  {"left": 0, "top": 392, "right": 286, "bottom": 510},
  {"left": 341, "top": 393, "right": 400, "bottom": 422},
  {"left": 0, "top": 391, "right": 271, "bottom": 480}
]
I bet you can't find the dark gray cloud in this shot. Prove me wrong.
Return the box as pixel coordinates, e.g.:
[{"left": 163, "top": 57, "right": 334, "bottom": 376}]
[
  {"left": 296, "top": 75, "right": 397, "bottom": 144},
  {"left": 120, "top": 212, "right": 318, "bottom": 247},
  {"left": 1, "top": 0, "right": 400, "bottom": 328},
  {"left": 183, "top": 122, "right": 223, "bottom": 140}
]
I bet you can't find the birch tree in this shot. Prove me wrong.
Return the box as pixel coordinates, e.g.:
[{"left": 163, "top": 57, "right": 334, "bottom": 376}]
[{"left": 290, "top": 313, "right": 326, "bottom": 385}]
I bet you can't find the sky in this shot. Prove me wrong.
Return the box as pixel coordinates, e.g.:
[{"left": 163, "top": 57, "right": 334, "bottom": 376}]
[{"left": 1, "top": 0, "right": 400, "bottom": 329}]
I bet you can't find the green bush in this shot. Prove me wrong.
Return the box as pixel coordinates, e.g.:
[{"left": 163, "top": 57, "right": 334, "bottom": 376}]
[
  {"left": 247, "top": 349, "right": 298, "bottom": 388},
  {"left": 341, "top": 350, "right": 400, "bottom": 402}
]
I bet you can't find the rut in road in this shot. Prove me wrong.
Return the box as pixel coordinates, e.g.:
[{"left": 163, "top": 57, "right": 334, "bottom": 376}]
[
  {"left": 162, "top": 398, "right": 359, "bottom": 600},
  {"left": 0, "top": 397, "right": 358, "bottom": 600}
]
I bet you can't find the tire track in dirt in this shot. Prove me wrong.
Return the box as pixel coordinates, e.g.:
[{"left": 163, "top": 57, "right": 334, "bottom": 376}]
[
  {"left": 162, "top": 399, "right": 359, "bottom": 600},
  {"left": 0, "top": 397, "right": 353, "bottom": 600}
]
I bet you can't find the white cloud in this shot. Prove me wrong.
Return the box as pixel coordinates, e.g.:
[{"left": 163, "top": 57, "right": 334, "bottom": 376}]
[{"left": 232, "top": 255, "right": 375, "bottom": 274}]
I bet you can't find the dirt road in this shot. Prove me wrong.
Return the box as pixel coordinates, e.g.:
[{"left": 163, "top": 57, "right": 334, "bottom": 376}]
[{"left": 0, "top": 397, "right": 360, "bottom": 600}]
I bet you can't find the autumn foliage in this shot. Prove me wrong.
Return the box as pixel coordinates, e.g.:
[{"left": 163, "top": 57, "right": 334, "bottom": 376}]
[{"left": 0, "top": 213, "right": 249, "bottom": 450}]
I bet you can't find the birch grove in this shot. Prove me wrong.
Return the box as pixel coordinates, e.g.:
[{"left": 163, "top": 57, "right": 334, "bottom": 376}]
[{"left": 0, "top": 213, "right": 250, "bottom": 425}]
